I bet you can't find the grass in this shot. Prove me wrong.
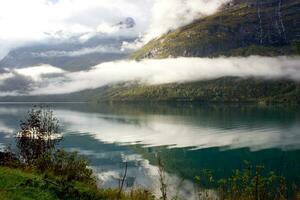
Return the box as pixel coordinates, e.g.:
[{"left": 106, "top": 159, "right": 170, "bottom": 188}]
[
  {"left": 0, "top": 167, "right": 154, "bottom": 200},
  {"left": 0, "top": 167, "right": 56, "bottom": 200}
]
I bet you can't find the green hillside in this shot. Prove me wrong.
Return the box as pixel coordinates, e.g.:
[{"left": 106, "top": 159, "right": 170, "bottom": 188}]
[
  {"left": 93, "top": 78, "right": 300, "bottom": 104},
  {"left": 110, "top": 0, "right": 300, "bottom": 104},
  {"left": 132, "top": 0, "right": 300, "bottom": 59}
]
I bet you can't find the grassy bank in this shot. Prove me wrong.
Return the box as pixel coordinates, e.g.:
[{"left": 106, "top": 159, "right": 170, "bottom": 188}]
[
  {"left": 0, "top": 166, "right": 153, "bottom": 200},
  {"left": 0, "top": 167, "right": 56, "bottom": 200}
]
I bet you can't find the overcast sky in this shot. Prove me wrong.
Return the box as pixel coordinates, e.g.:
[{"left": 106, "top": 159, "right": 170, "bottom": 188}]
[
  {"left": 0, "top": 0, "right": 231, "bottom": 60},
  {"left": 0, "top": 0, "right": 151, "bottom": 59}
]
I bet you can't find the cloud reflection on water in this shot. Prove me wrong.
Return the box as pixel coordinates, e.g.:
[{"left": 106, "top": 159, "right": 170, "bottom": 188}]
[
  {"left": 52, "top": 107, "right": 300, "bottom": 151},
  {"left": 0, "top": 103, "right": 299, "bottom": 199}
]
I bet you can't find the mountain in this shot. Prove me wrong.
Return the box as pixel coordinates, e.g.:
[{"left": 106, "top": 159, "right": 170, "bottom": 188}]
[
  {"left": 114, "top": 17, "right": 136, "bottom": 29},
  {"left": 4, "top": 77, "right": 298, "bottom": 104},
  {"left": 90, "top": 78, "right": 300, "bottom": 104},
  {"left": 0, "top": 16, "right": 137, "bottom": 72},
  {"left": 132, "top": 0, "right": 300, "bottom": 59},
  {"left": 0, "top": 36, "right": 134, "bottom": 72},
  {"left": 93, "top": 0, "right": 300, "bottom": 104},
  {"left": 1, "top": 1, "right": 300, "bottom": 104}
]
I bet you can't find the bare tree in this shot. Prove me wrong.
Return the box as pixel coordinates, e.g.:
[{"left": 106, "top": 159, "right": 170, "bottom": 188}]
[
  {"left": 118, "top": 161, "right": 128, "bottom": 198},
  {"left": 157, "top": 154, "right": 168, "bottom": 200}
]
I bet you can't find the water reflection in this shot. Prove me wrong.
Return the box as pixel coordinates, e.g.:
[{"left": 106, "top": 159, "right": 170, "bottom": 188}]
[
  {"left": 0, "top": 103, "right": 299, "bottom": 199},
  {"left": 54, "top": 103, "right": 299, "bottom": 150}
]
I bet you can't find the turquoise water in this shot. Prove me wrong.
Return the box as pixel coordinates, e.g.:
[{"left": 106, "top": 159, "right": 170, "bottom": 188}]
[{"left": 0, "top": 103, "right": 299, "bottom": 198}]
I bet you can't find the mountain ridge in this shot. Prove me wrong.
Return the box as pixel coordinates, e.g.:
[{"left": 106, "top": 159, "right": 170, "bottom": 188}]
[
  {"left": 132, "top": 0, "right": 300, "bottom": 59},
  {"left": 102, "top": 0, "right": 300, "bottom": 104}
]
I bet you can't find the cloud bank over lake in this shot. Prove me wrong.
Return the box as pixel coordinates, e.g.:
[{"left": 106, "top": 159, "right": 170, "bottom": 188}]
[{"left": 0, "top": 56, "right": 300, "bottom": 96}]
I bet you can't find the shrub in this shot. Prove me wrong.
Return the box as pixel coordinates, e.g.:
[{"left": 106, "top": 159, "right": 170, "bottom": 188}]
[
  {"left": 194, "top": 162, "right": 294, "bottom": 200},
  {"left": 0, "top": 151, "right": 20, "bottom": 167},
  {"left": 49, "top": 149, "right": 95, "bottom": 184}
]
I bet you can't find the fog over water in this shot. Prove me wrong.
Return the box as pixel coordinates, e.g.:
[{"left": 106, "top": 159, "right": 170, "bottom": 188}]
[{"left": 0, "top": 56, "right": 300, "bottom": 96}]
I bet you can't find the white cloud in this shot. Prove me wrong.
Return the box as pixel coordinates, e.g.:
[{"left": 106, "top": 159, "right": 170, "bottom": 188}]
[
  {"left": 31, "top": 46, "right": 126, "bottom": 58},
  {"left": 0, "top": 72, "right": 14, "bottom": 82},
  {"left": 0, "top": 0, "right": 152, "bottom": 59},
  {"left": 14, "top": 65, "right": 65, "bottom": 81},
  {"left": 96, "top": 22, "right": 120, "bottom": 34},
  {"left": 143, "top": 0, "right": 231, "bottom": 42},
  {"left": 0, "top": 0, "right": 232, "bottom": 59},
  {"left": 0, "top": 0, "right": 149, "bottom": 40},
  {"left": 0, "top": 65, "right": 65, "bottom": 95},
  {"left": 18, "top": 56, "right": 299, "bottom": 95},
  {"left": 1, "top": 56, "right": 299, "bottom": 96}
]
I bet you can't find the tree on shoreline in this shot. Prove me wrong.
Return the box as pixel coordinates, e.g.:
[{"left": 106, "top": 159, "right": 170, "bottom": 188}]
[{"left": 16, "top": 106, "right": 60, "bottom": 166}]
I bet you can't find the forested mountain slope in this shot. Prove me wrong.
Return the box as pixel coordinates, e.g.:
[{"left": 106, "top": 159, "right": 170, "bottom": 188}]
[
  {"left": 132, "top": 0, "right": 300, "bottom": 59},
  {"left": 92, "top": 78, "right": 300, "bottom": 104},
  {"left": 103, "top": 0, "right": 300, "bottom": 104}
]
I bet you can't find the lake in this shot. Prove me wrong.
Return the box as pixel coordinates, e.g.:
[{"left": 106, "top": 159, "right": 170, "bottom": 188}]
[{"left": 0, "top": 103, "right": 299, "bottom": 199}]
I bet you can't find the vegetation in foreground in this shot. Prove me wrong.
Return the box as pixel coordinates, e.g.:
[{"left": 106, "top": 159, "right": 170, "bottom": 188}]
[
  {"left": 0, "top": 107, "right": 299, "bottom": 200},
  {"left": 0, "top": 166, "right": 154, "bottom": 200},
  {"left": 0, "top": 106, "right": 154, "bottom": 200}
]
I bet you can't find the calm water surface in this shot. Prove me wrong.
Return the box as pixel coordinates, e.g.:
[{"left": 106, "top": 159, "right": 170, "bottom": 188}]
[{"left": 0, "top": 103, "right": 299, "bottom": 198}]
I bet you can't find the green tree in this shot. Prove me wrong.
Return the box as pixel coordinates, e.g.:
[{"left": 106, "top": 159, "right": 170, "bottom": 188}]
[{"left": 16, "top": 106, "right": 60, "bottom": 166}]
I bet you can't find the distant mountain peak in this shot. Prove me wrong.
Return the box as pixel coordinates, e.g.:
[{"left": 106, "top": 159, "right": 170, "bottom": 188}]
[{"left": 114, "top": 17, "right": 136, "bottom": 29}]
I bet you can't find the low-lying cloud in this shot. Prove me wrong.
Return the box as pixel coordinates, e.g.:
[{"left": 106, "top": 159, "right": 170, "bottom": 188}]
[
  {"left": 144, "top": 0, "right": 231, "bottom": 42},
  {"left": 0, "top": 65, "right": 65, "bottom": 96},
  {"left": 31, "top": 46, "right": 126, "bottom": 58},
  {"left": 1, "top": 56, "right": 299, "bottom": 96}
]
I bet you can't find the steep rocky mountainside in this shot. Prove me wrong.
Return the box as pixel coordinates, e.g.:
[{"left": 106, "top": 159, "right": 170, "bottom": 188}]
[{"left": 132, "top": 0, "right": 300, "bottom": 59}]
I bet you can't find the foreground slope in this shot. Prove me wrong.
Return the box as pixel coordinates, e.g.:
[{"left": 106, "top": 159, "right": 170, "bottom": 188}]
[{"left": 0, "top": 167, "right": 153, "bottom": 200}]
